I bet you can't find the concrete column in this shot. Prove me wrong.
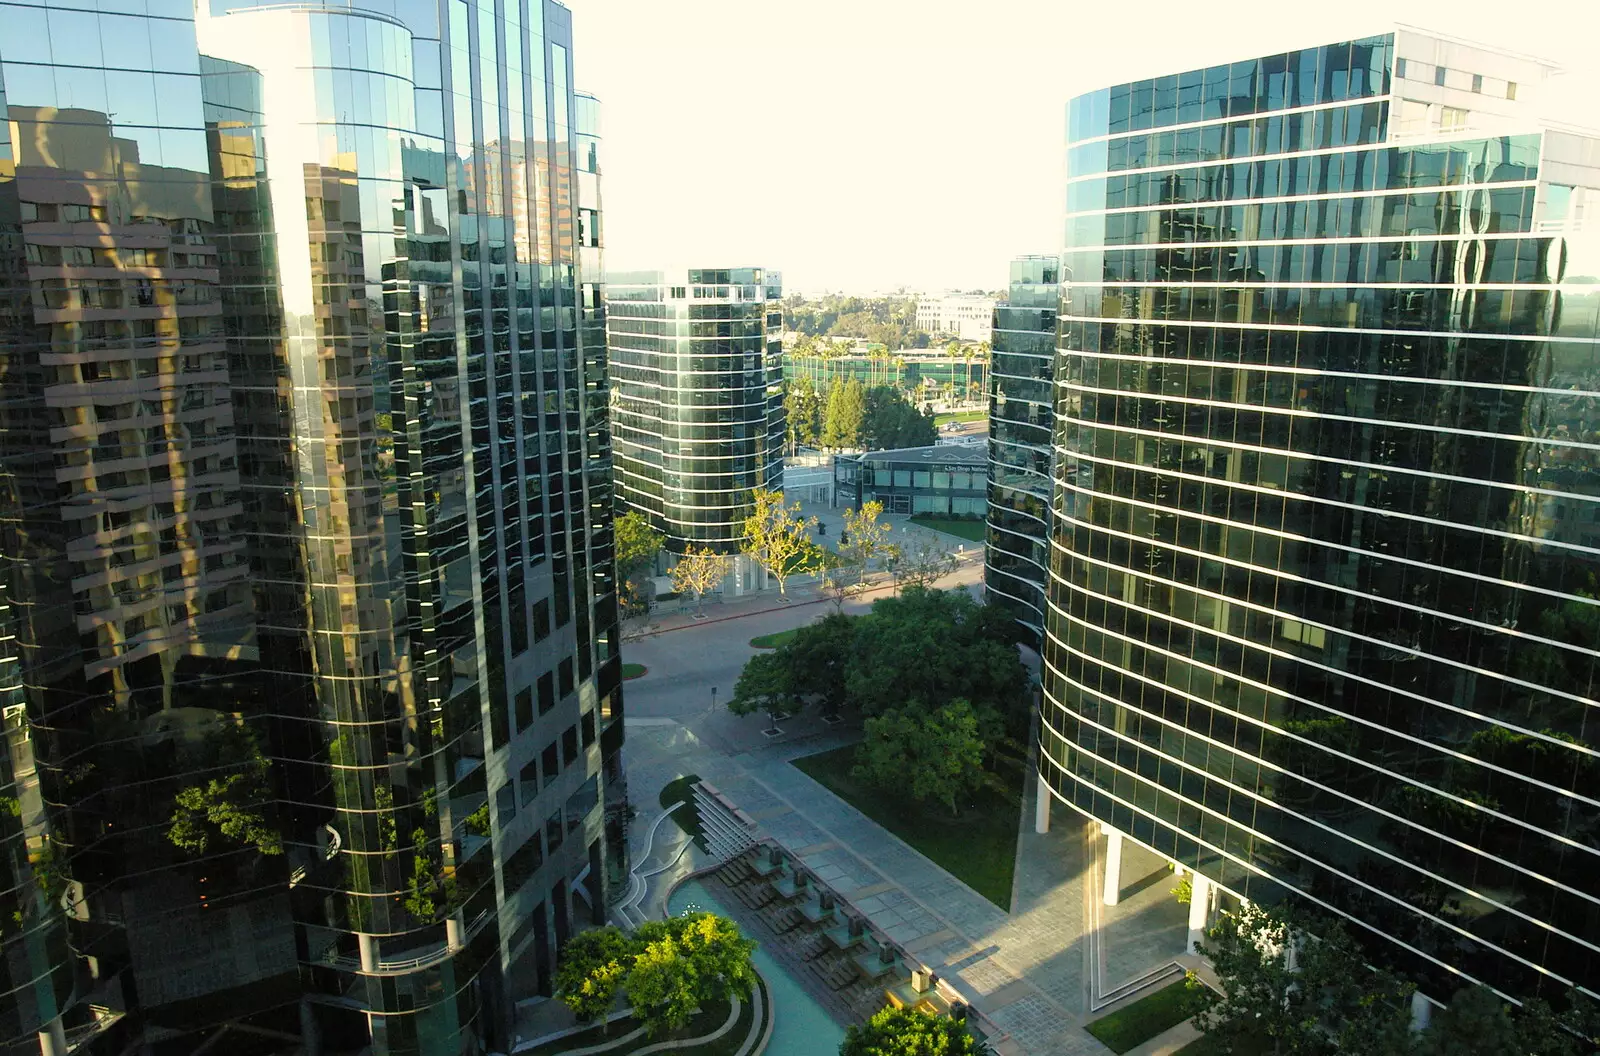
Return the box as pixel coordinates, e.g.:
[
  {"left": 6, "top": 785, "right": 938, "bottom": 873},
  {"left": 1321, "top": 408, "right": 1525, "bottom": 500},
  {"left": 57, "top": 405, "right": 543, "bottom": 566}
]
[
  {"left": 37, "top": 1017, "right": 65, "bottom": 1056},
  {"left": 358, "top": 932, "right": 379, "bottom": 973},
  {"left": 446, "top": 914, "right": 463, "bottom": 950},
  {"left": 1033, "top": 784, "right": 1050, "bottom": 834},
  {"left": 1187, "top": 874, "right": 1212, "bottom": 954},
  {"left": 1102, "top": 828, "right": 1124, "bottom": 906},
  {"left": 1410, "top": 991, "right": 1433, "bottom": 1032}
]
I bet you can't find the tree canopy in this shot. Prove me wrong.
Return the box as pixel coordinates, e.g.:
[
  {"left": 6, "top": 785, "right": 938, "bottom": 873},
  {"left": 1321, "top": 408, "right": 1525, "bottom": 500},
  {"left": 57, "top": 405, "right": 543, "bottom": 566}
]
[
  {"left": 862, "top": 386, "right": 937, "bottom": 450},
  {"left": 822, "top": 377, "right": 867, "bottom": 449},
  {"left": 853, "top": 700, "right": 987, "bottom": 815},
  {"left": 726, "top": 586, "right": 1029, "bottom": 739},
  {"left": 556, "top": 913, "right": 758, "bottom": 1039},
  {"left": 840, "top": 1006, "right": 977, "bottom": 1056},
  {"left": 785, "top": 294, "right": 931, "bottom": 351},
  {"left": 615, "top": 512, "right": 665, "bottom": 580},
  {"left": 785, "top": 374, "right": 823, "bottom": 452}
]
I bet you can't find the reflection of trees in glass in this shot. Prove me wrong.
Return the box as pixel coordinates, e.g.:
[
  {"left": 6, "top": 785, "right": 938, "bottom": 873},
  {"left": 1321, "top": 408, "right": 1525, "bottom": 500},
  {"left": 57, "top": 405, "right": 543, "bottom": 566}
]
[
  {"left": 167, "top": 720, "right": 282, "bottom": 856},
  {"left": 403, "top": 827, "right": 456, "bottom": 923}
]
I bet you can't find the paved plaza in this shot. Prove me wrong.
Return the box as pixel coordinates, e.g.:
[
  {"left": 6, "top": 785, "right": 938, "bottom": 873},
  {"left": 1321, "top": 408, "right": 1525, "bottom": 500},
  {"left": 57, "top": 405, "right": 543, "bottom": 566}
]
[{"left": 615, "top": 554, "right": 1188, "bottom": 1056}]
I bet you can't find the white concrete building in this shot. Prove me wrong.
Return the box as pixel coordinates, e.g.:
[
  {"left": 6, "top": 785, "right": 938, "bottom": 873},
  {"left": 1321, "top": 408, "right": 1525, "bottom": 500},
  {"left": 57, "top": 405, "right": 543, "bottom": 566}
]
[{"left": 915, "top": 292, "right": 996, "bottom": 342}]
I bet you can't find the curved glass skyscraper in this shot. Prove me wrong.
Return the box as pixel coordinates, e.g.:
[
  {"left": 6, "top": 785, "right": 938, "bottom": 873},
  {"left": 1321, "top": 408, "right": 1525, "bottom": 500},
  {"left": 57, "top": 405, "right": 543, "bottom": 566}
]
[
  {"left": 1042, "top": 29, "right": 1599, "bottom": 1004},
  {"left": 607, "top": 268, "right": 785, "bottom": 553},
  {"left": 0, "top": 0, "right": 621, "bottom": 1051},
  {"left": 986, "top": 255, "right": 1058, "bottom": 645}
]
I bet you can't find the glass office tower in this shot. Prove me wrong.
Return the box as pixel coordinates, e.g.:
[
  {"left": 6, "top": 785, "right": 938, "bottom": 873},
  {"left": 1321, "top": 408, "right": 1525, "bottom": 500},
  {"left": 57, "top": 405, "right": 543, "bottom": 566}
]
[
  {"left": 986, "top": 255, "right": 1058, "bottom": 646},
  {"left": 1044, "top": 29, "right": 1599, "bottom": 1005},
  {"left": 606, "top": 269, "right": 784, "bottom": 554},
  {"left": 0, "top": 0, "right": 621, "bottom": 1052}
]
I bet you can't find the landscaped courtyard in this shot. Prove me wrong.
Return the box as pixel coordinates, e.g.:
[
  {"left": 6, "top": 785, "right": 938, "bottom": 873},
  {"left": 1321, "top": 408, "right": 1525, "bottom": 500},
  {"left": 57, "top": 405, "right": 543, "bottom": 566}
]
[{"left": 791, "top": 742, "right": 1023, "bottom": 909}]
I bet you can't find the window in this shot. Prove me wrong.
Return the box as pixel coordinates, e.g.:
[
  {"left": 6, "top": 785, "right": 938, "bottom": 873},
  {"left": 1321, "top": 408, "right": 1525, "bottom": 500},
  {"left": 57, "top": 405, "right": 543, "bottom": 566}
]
[
  {"left": 1471, "top": 74, "right": 1483, "bottom": 93},
  {"left": 515, "top": 687, "right": 533, "bottom": 731},
  {"left": 538, "top": 672, "right": 555, "bottom": 715},
  {"left": 520, "top": 759, "right": 539, "bottom": 805},
  {"left": 558, "top": 657, "right": 574, "bottom": 697},
  {"left": 1433, "top": 66, "right": 1447, "bottom": 87},
  {"left": 1440, "top": 106, "right": 1469, "bottom": 132},
  {"left": 542, "top": 742, "right": 559, "bottom": 786},
  {"left": 562, "top": 725, "right": 578, "bottom": 766},
  {"left": 1506, "top": 81, "right": 1518, "bottom": 100},
  {"left": 1394, "top": 58, "right": 1407, "bottom": 80}
]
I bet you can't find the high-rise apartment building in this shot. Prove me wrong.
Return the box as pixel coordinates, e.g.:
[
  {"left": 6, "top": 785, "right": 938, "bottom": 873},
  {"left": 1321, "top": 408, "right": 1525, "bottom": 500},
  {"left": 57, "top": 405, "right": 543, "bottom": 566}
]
[
  {"left": 607, "top": 269, "right": 784, "bottom": 560},
  {"left": 0, "top": 0, "right": 622, "bottom": 1052},
  {"left": 1041, "top": 29, "right": 1599, "bottom": 1006},
  {"left": 985, "top": 256, "right": 1057, "bottom": 646}
]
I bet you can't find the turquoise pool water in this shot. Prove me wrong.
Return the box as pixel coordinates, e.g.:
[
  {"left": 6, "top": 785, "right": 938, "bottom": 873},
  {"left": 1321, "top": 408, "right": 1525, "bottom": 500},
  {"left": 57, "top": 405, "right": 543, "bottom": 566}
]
[{"left": 668, "top": 878, "right": 848, "bottom": 1056}]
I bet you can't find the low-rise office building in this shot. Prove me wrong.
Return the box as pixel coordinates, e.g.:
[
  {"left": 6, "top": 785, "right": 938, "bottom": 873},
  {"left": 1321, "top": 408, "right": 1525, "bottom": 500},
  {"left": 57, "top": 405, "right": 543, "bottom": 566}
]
[{"left": 833, "top": 444, "right": 987, "bottom": 516}]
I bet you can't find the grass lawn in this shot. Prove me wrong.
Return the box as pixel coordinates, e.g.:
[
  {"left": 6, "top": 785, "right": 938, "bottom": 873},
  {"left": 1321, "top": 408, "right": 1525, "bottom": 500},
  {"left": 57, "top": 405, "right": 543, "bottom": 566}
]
[
  {"left": 1086, "top": 979, "right": 1209, "bottom": 1054},
  {"left": 659, "top": 774, "right": 705, "bottom": 851},
  {"left": 1173, "top": 1029, "right": 1272, "bottom": 1055},
  {"left": 749, "top": 628, "right": 800, "bottom": 649},
  {"left": 908, "top": 515, "right": 986, "bottom": 542},
  {"left": 934, "top": 410, "right": 986, "bottom": 425},
  {"left": 621, "top": 663, "right": 648, "bottom": 680},
  {"left": 790, "top": 743, "right": 1023, "bottom": 909}
]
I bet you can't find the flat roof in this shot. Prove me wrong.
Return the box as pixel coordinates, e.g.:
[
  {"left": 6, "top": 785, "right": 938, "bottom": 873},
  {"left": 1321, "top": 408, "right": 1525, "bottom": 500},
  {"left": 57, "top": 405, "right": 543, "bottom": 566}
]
[{"left": 845, "top": 444, "right": 987, "bottom": 466}]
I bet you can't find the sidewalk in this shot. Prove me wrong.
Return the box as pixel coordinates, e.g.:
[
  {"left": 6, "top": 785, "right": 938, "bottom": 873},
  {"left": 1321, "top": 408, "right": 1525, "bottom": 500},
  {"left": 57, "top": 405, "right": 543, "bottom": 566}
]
[
  {"left": 624, "top": 550, "right": 983, "bottom": 641},
  {"left": 620, "top": 722, "right": 1112, "bottom": 1056}
]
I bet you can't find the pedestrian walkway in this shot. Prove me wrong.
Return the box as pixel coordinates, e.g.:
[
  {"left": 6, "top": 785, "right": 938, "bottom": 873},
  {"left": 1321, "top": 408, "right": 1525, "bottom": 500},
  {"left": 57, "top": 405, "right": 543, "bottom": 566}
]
[{"left": 621, "top": 721, "right": 1134, "bottom": 1056}]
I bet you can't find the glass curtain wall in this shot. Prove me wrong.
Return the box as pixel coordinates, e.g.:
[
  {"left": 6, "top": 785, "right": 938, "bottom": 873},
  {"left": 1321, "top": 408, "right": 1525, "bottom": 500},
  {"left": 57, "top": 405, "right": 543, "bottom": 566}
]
[
  {"left": 0, "top": 0, "right": 619, "bottom": 1051},
  {"left": 1044, "top": 32, "right": 1600, "bottom": 1004},
  {"left": 986, "top": 255, "right": 1058, "bottom": 645},
  {"left": 607, "top": 268, "right": 784, "bottom": 552}
]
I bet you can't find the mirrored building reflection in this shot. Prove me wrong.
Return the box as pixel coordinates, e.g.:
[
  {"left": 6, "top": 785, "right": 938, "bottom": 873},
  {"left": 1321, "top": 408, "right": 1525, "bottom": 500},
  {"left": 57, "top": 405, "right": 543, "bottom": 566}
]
[
  {"left": 1042, "top": 28, "right": 1600, "bottom": 1007},
  {"left": 606, "top": 268, "right": 785, "bottom": 574},
  {"left": 985, "top": 255, "right": 1058, "bottom": 646},
  {"left": 0, "top": 0, "right": 621, "bottom": 1052}
]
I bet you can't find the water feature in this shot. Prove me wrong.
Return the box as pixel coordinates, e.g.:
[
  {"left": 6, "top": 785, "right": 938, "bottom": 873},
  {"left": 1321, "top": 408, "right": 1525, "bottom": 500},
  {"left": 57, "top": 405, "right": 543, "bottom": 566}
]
[{"left": 668, "top": 877, "right": 848, "bottom": 1056}]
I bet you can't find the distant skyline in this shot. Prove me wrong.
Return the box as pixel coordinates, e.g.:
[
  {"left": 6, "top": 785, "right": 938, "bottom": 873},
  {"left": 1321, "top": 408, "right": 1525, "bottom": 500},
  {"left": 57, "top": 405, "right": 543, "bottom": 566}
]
[{"left": 565, "top": 0, "right": 1597, "bottom": 294}]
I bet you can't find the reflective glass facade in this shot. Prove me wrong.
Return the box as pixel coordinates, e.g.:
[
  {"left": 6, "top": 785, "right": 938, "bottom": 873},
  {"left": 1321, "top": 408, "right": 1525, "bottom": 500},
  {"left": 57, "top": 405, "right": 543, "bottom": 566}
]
[
  {"left": 0, "top": 0, "right": 620, "bottom": 1051},
  {"left": 986, "top": 255, "right": 1057, "bottom": 645},
  {"left": 1044, "top": 31, "right": 1600, "bottom": 1005},
  {"left": 606, "top": 268, "right": 784, "bottom": 552}
]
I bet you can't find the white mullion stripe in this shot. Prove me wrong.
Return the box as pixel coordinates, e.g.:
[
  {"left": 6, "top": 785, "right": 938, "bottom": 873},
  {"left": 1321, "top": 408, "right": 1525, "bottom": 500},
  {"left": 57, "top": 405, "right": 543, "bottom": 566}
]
[
  {"left": 1055, "top": 313, "right": 1593, "bottom": 347},
  {"left": 1062, "top": 345, "right": 1595, "bottom": 400},
  {"left": 1052, "top": 425, "right": 1600, "bottom": 561},
  {"left": 1035, "top": 745, "right": 1586, "bottom": 999},
  {"left": 1040, "top": 555, "right": 1600, "bottom": 797},
  {"left": 1043, "top": 674, "right": 1600, "bottom": 923}
]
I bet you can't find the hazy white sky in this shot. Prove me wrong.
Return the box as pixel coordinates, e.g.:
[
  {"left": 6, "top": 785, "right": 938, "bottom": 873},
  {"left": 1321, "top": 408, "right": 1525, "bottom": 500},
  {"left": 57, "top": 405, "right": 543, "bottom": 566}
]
[{"left": 564, "top": 0, "right": 1598, "bottom": 295}]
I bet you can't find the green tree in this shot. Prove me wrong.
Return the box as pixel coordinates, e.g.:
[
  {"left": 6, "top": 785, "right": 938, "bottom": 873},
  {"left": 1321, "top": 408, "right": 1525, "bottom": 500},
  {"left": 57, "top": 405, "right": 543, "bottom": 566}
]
[
  {"left": 840, "top": 1006, "right": 977, "bottom": 1056},
  {"left": 785, "top": 613, "right": 857, "bottom": 716},
  {"left": 555, "top": 926, "right": 633, "bottom": 1028},
  {"left": 1191, "top": 902, "right": 1321, "bottom": 1055},
  {"left": 1194, "top": 901, "right": 1413, "bottom": 1056},
  {"left": 853, "top": 700, "right": 987, "bottom": 816},
  {"left": 741, "top": 488, "right": 823, "bottom": 597},
  {"left": 670, "top": 546, "right": 730, "bottom": 617},
  {"left": 728, "top": 650, "right": 804, "bottom": 727},
  {"left": 785, "top": 375, "right": 823, "bottom": 452},
  {"left": 821, "top": 376, "right": 867, "bottom": 449},
  {"left": 862, "top": 386, "right": 937, "bottom": 449},
  {"left": 625, "top": 933, "right": 699, "bottom": 1037},
  {"left": 625, "top": 913, "right": 756, "bottom": 1038},
  {"left": 615, "top": 511, "right": 665, "bottom": 579},
  {"left": 844, "top": 586, "right": 1029, "bottom": 735}
]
